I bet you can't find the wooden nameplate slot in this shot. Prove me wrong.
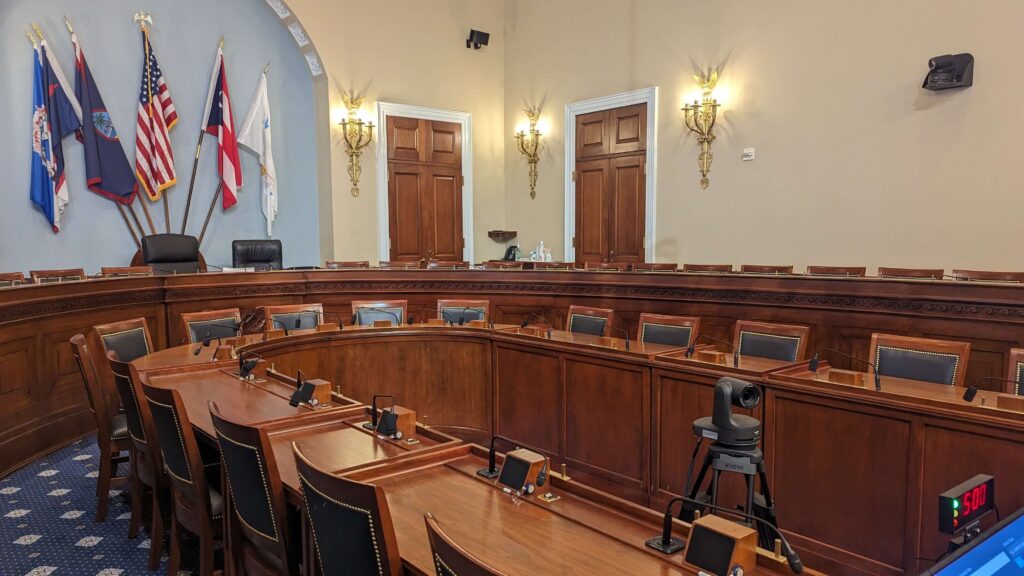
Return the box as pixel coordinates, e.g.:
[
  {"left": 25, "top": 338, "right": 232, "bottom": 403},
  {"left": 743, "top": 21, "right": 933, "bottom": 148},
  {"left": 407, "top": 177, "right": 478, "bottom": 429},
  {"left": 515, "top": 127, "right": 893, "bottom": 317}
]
[
  {"left": 695, "top": 350, "right": 728, "bottom": 365},
  {"left": 596, "top": 336, "right": 620, "bottom": 348},
  {"left": 370, "top": 405, "right": 417, "bottom": 438},
  {"left": 315, "top": 323, "right": 341, "bottom": 333},
  {"left": 213, "top": 345, "right": 236, "bottom": 361},
  {"left": 997, "top": 395, "right": 1024, "bottom": 413},
  {"left": 372, "top": 319, "right": 394, "bottom": 327},
  {"left": 263, "top": 329, "right": 286, "bottom": 340},
  {"left": 520, "top": 326, "right": 549, "bottom": 338},
  {"left": 306, "top": 378, "right": 333, "bottom": 406},
  {"left": 427, "top": 318, "right": 446, "bottom": 326},
  {"left": 825, "top": 369, "right": 865, "bottom": 387},
  {"left": 223, "top": 336, "right": 243, "bottom": 348},
  {"left": 468, "top": 319, "right": 489, "bottom": 328}
]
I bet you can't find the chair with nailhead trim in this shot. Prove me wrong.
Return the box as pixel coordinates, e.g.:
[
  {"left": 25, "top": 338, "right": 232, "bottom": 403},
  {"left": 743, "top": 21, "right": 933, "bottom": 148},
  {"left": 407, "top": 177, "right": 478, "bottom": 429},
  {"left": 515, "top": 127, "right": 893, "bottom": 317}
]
[
  {"left": 293, "top": 442, "right": 403, "bottom": 576},
  {"left": 425, "top": 512, "right": 508, "bottom": 576},
  {"left": 141, "top": 381, "right": 223, "bottom": 576},
  {"left": 733, "top": 320, "right": 811, "bottom": 362},
  {"left": 210, "top": 402, "right": 298, "bottom": 576},
  {"left": 868, "top": 333, "right": 971, "bottom": 387},
  {"left": 566, "top": 305, "right": 614, "bottom": 337}
]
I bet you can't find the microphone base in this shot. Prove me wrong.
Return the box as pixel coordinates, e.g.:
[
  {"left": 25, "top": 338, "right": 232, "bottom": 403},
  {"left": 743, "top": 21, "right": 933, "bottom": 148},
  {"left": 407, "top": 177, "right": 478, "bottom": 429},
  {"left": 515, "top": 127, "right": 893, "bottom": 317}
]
[
  {"left": 644, "top": 536, "right": 686, "bottom": 554},
  {"left": 362, "top": 422, "right": 376, "bottom": 431},
  {"left": 476, "top": 468, "right": 501, "bottom": 479}
]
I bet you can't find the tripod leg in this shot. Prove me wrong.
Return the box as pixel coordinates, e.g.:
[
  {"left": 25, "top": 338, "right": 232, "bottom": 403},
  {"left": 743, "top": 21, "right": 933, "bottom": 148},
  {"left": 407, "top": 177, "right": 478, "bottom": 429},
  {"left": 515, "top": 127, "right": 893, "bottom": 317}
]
[
  {"left": 710, "top": 469, "right": 721, "bottom": 509},
  {"left": 681, "top": 454, "right": 714, "bottom": 521},
  {"left": 757, "top": 462, "right": 776, "bottom": 510},
  {"left": 745, "top": 473, "right": 756, "bottom": 518}
]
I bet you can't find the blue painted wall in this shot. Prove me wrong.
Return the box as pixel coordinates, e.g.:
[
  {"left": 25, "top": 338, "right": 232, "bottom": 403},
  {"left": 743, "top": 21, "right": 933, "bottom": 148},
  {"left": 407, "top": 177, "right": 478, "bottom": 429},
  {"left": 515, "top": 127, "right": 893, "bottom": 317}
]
[{"left": 0, "top": 0, "right": 319, "bottom": 274}]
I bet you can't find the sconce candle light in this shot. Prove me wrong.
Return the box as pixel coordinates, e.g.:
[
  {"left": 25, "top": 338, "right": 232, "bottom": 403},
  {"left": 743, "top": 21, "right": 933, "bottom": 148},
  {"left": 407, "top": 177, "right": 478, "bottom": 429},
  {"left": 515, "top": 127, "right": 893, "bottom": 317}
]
[
  {"left": 514, "top": 107, "right": 543, "bottom": 199},
  {"left": 340, "top": 93, "right": 374, "bottom": 197},
  {"left": 682, "top": 69, "right": 721, "bottom": 189}
]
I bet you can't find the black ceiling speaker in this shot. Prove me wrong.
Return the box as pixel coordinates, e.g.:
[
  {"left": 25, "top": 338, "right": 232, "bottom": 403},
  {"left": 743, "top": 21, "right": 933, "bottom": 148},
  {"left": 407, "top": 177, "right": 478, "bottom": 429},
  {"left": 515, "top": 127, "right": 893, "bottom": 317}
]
[
  {"left": 923, "top": 53, "right": 974, "bottom": 91},
  {"left": 466, "top": 29, "right": 489, "bottom": 50}
]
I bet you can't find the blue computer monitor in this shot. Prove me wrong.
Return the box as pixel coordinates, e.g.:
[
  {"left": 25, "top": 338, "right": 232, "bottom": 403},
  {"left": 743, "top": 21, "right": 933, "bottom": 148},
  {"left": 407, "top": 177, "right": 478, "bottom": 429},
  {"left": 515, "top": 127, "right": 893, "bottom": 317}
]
[{"left": 923, "top": 506, "right": 1024, "bottom": 576}]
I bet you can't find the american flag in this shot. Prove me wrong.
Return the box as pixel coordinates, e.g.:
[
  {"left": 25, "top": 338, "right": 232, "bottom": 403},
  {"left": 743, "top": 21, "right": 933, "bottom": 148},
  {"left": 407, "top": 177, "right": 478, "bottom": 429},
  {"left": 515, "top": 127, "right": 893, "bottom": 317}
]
[{"left": 135, "top": 30, "right": 177, "bottom": 201}]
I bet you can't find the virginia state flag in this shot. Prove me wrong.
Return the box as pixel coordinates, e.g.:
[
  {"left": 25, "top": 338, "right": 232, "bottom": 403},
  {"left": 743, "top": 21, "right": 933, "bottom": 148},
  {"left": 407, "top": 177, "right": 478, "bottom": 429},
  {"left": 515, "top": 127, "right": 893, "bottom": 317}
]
[
  {"left": 73, "top": 32, "right": 137, "bottom": 204},
  {"left": 29, "top": 43, "right": 56, "bottom": 229}
]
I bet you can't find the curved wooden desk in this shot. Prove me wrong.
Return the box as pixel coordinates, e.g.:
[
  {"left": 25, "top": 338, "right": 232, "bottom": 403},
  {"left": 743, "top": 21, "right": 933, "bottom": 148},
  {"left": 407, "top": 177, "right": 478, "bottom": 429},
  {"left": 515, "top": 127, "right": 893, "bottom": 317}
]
[{"left": 4, "top": 270, "right": 1024, "bottom": 575}]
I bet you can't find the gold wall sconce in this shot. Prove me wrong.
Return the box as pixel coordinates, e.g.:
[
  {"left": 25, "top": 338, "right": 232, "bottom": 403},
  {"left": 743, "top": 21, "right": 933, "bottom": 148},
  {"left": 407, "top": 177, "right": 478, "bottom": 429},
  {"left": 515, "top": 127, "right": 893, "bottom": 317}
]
[
  {"left": 514, "top": 107, "right": 543, "bottom": 199},
  {"left": 682, "top": 70, "right": 721, "bottom": 189},
  {"left": 340, "top": 93, "right": 374, "bottom": 197}
]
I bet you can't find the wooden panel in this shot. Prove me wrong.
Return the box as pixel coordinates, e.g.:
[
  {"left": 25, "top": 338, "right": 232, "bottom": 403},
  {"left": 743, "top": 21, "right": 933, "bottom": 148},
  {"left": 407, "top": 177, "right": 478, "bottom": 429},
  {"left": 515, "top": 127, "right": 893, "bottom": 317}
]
[
  {"left": 0, "top": 337, "right": 37, "bottom": 415},
  {"left": 576, "top": 110, "right": 610, "bottom": 158},
  {"left": 423, "top": 166, "right": 463, "bottom": 262},
  {"left": 768, "top": 392, "right": 910, "bottom": 570},
  {"left": 575, "top": 158, "right": 610, "bottom": 264},
  {"left": 494, "top": 344, "right": 560, "bottom": 455},
  {"left": 426, "top": 120, "right": 461, "bottom": 166},
  {"left": 609, "top": 104, "right": 647, "bottom": 155},
  {"left": 609, "top": 155, "right": 645, "bottom": 264},
  {"left": 388, "top": 164, "right": 423, "bottom": 262},
  {"left": 564, "top": 357, "right": 648, "bottom": 501},
  {"left": 387, "top": 116, "right": 424, "bottom": 162}
]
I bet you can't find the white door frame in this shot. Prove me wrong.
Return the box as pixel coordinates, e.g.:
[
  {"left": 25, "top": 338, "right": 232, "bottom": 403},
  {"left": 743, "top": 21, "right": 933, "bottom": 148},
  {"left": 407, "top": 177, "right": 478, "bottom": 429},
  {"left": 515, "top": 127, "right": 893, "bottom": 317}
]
[
  {"left": 564, "top": 87, "right": 658, "bottom": 262},
  {"left": 375, "top": 102, "right": 474, "bottom": 264}
]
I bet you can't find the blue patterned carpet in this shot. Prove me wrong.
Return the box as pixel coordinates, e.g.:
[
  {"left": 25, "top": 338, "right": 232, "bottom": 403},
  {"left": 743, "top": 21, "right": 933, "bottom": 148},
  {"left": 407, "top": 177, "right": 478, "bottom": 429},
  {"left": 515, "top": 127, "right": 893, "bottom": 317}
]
[{"left": 0, "top": 437, "right": 197, "bottom": 576}]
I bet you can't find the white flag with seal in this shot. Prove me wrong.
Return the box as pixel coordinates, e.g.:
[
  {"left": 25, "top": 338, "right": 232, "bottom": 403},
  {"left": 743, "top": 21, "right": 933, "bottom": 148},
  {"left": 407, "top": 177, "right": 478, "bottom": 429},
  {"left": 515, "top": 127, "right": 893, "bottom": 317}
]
[{"left": 238, "top": 70, "right": 277, "bottom": 236}]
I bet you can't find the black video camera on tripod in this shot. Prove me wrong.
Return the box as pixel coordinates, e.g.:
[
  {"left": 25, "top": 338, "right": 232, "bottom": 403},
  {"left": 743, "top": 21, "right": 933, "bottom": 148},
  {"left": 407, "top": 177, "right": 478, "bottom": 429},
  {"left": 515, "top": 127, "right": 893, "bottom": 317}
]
[{"left": 682, "top": 377, "right": 782, "bottom": 551}]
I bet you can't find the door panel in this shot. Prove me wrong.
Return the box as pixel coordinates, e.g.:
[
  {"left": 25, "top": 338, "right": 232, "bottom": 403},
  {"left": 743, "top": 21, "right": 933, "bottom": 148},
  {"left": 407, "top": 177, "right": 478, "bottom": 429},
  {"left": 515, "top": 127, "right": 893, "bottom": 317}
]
[
  {"left": 610, "top": 155, "right": 645, "bottom": 263},
  {"left": 387, "top": 116, "right": 424, "bottom": 162},
  {"left": 576, "top": 110, "right": 610, "bottom": 159},
  {"left": 427, "top": 121, "right": 462, "bottom": 166},
  {"left": 575, "top": 159, "right": 610, "bottom": 264},
  {"left": 388, "top": 165, "right": 423, "bottom": 262},
  {"left": 423, "top": 166, "right": 462, "bottom": 261},
  {"left": 609, "top": 104, "right": 647, "bottom": 155}
]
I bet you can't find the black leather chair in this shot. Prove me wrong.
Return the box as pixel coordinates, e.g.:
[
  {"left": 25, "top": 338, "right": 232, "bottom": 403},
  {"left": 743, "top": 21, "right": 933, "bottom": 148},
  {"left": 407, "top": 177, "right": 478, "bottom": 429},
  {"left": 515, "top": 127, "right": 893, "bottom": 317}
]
[
  {"left": 869, "top": 334, "right": 970, "bottom": 387},
  {"left": 141, "top": 234, "right": 203, "bottom": 274},
  {"left": 1009, "top": 349, "right": 1024, "bottom": 395},
  {"left": 567, "top": 306, "right": 614, "bottom": 337},
  {"left": 293, "top": 443, "right": 403, "bottom": 576},
  {"left": 425, "top": 513, "right": 507, "bottom": 576},
  {"left": 734, "top": 320, "right": 810, "bottom": 362},
  {"left": 638, "top": 313, "right": 700, "bottom": 347},
  {"left": 232, "top": 239, "right": 283, "bottom": 271}
]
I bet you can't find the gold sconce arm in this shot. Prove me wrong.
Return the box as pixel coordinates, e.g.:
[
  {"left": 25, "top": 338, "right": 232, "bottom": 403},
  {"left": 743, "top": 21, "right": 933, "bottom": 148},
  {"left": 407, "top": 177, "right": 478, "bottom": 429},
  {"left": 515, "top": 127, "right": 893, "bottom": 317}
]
[
  {"left": 682, "top": 70, "right": 722, "bottom": 190},
  {"left": 514, "top": 106, "right": 543, "bottom": 199},
  {"left": 340, "top": 93, "right": 374, "bottom": 197}
]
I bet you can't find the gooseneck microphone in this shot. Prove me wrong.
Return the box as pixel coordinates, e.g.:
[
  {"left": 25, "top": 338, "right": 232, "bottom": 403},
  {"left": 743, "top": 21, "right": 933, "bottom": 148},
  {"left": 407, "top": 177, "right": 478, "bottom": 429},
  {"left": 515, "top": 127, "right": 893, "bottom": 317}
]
[
  {"left": 237, "top": 349, "right": 260, "bottom": 380},
  {"left": 296, "top": 309, "right": 345, "bottom": 330},
  {"left": 604, "top": 324, "right": 631, "bottom": 351},
  {"left": 520, "top": 313, "right": 552, "bottom": 337},
  {"left": 964, "top": 376, "right": 1024, "bottom": 402},
  {"left": 270, "top": 318, "right": 292, "bottom": 336},
  {"left": 686, "top": 334, "right": 738, "bottom": 367},
  {"left": 192, "top": 332, "right": 223, "bottom": 356},
  {"left": 476, "top": 434, "right": 549, "bottom": 484},
  {"left": 808, "top": 348, "right": 881, "bottom": 391},
  {"left": 361, "top": 394, "right": 397, "bottom": 431}
]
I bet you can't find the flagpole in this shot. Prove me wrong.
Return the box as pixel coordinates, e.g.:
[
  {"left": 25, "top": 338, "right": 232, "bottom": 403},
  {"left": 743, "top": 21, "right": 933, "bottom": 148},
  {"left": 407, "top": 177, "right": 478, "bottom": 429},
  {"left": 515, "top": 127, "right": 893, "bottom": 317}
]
[
  {"left": 197, "top": 184, "right": 222, "bottom": 246},
  {"left": 127, "top": 200, "right": 148, "bottom": 239},
  {"left": 137, "top": 195, "right": 158, "bottom": 234},
  {"left": 180, "top": 131, "right": 205, "bottom": 234}
]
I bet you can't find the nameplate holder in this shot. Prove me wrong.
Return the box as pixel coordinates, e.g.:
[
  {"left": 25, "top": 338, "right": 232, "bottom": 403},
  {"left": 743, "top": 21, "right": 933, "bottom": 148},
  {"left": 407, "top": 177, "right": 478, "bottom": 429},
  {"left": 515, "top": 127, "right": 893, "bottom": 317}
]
[
  {"left": 371, "top": 405, "right": 417, "bottom": 439},
  {"left": 223, "top": 336, "right": 243, "bottom": 348},
  {"left": 826, "top": 369, "right": 865, "bottom": 387},
  {"left": 695, "top": 350, "right": 728, "bottom": 365},
  {"left": 427, "top": 318, "right": 445, "bottom": 326},
  {"left": 315, "top": 323, "right": 341, "bottom": 333},
  {"left": 263, "top": 329, "right": 286, "bottom": 340},
  {"left": 468, "top": 320, "right": 489, "bottom": 328},
  {"left": 596, "top": 336, "right": 617, "bottom": 347},
  {"left": 372, "top": 320, "right": 393, "bottom": 328},
  {"left": 996, "top": 395, "right": 1024, "bottom": 413},
  {"left": 683, "top": 514, "right": 757, "bottom": 576},
  {"left": 213, "top": 345, "right": 236, "bottom": 361},
  {"left": 520, "top": 326, "right": 549, "bottom": 338},
  {"left": 306, "top": 378, "right": 333, "bottom": 406}
]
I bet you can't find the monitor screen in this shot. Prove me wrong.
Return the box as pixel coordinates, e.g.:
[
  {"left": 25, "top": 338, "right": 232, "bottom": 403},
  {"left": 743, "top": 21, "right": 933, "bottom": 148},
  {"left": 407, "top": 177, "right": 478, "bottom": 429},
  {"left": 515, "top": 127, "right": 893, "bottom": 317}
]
[
  {"left": 498, "top": 455, "right": 530, "bottom": 492},
  {"left": 925, "top": 507, "right": 1024, "bottom": 576}
]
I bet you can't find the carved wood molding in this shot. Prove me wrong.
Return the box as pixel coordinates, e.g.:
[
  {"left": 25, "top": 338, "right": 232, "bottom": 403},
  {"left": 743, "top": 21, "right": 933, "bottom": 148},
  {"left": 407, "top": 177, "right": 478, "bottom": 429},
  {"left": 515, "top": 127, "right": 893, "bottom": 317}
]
[
  {"left": 163, "top": 283, "right": 305, "bottom": 302},
  {"left": 0, "top": 289, "right": 164, "bottom": 325}
]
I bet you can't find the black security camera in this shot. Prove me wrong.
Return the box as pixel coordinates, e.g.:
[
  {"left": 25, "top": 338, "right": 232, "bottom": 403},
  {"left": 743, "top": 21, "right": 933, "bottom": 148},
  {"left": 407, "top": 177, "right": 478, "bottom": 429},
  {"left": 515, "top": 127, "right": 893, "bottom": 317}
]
[{"left": 466, "top": 29, "right": 489, "bottom": 50}]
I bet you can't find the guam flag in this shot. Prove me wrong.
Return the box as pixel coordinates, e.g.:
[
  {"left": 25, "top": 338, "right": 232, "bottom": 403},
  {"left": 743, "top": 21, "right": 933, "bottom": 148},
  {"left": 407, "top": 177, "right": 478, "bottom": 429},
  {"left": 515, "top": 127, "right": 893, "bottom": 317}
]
[{"left": 72, "top": 32, "right": 137, "bottom": 204}]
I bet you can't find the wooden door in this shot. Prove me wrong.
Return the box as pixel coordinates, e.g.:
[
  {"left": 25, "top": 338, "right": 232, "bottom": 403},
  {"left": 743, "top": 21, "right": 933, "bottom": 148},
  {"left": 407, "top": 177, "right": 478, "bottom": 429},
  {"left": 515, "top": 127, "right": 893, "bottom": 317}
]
[
  {"left": 386, "top": 116, "right": 464, "bottom": 263},
  {"left": 573, "top": 103, "right": 647, "bottom": 265}
]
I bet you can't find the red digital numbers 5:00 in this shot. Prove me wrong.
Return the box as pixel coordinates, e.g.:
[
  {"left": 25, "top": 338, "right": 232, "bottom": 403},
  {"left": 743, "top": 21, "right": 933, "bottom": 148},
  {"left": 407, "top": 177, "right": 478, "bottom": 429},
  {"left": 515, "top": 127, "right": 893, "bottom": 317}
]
[{"left": 960, "top": 483, "right": 987, "bottom": 516}]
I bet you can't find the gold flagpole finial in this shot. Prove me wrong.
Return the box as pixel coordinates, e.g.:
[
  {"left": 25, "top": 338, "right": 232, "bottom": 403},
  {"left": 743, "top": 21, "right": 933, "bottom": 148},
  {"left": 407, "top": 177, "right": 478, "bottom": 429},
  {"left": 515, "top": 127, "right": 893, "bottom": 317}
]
[
  {"left": 263, "top": 60, "right": 271, "bottom": 74},
  {"left": 64, "top": 15, "right": 74, "bottom": 35},
  {"left": 24, "top": 25, "right": 37, "bottom": 47},
  {"left": 219, "top": 36, "right": 224, "bottom": 49},
  {"left": 133, "top": 12, "right": 152, "bottom": 31},
  {"left": 31, "top": 23, "right": 44, "bottom": 42}
]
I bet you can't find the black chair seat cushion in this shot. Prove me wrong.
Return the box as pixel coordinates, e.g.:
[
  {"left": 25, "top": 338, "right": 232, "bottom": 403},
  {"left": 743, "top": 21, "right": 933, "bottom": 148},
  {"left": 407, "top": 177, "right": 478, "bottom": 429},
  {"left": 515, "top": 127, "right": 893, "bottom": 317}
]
[
  {"left": 232, "top": 240, "right": 283, "bottom": 271},
  {"left": 738, "top": 331, "right": 801, "bottom": 362},
  {"left": 641, "top": 323, "right": 692, "bottom": 347},
  {"left": 569, "top": 314, "right": 607, "bottom": 336},
  {"left": 141, "top": 234, "right": 201, "bottom": 274},
  {"left": 875, "top": 346, "right": 960, "bottom": 385},
  {"left": 110, "top": 413, "right": 129, "bottom": 441}
]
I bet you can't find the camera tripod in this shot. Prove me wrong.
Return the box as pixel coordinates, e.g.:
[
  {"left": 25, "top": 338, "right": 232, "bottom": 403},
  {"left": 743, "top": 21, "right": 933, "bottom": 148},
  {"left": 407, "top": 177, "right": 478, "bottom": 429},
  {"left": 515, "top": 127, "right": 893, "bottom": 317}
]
[{"left": 683, "top": 442, "right": 780, "bottom": 550}]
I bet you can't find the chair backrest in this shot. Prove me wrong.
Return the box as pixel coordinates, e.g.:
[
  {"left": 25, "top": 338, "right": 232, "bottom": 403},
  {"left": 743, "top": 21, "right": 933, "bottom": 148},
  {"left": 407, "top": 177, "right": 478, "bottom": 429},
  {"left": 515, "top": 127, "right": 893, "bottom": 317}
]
[
  {"left": 877, "top": 267, "right": 944, "bottom": 280},
  {"left": 482, "top": 261, "right": 524, "bottom": 270},
  {"left": 566, "top": 305, "right": 614, "bottom": 336},
  {"left": 424, "top": 513, "right": 507, "bottom": 576},
  {"left": 427, "top": 261, "right": 469, "bottom": 270},
  {"left": 210, "top": 403, "right": 295, "bottom": 573},
  {"left": 0, "top": 272, "right": 27, "bottom": 287},
  {"left": 141, "top": 234, "right": 203, "bottom": 274},
  {"left": 293, "top": 443, "right": 402, "bottom": 576},
  {"left": 181, "top": 308, "right": 243, "bottom": 344},
  {"left": 584, "top": 262, "right": 629, "bottom": 271},
  {"left": 378, "top": 261, "right": 419, "bottom": 269},
  {"left": 734, "top": 320, "right": 810, "bottom": 362},
  {"left": 533, "top": 262, "right": 574, "bottom": 270},
  {"left": 740, "top": 264, "right": 794, "bottom": 275},
  {"left": 682, "top": 263, "right": 733, "bottom": 273},
  {"left": 30, "top": 268, "right": 87, "bottom": 284},
  {"left": 107, "top": 352, "right": 151, "bottom": 449},
  {"left": 1007, "top": 349, "right": 1024, "bottom": 395},
  {"left": 632, "top": 263, "right": 678, "bottom": 272},
  {"left": 325, "top": 260, "right": 370, "bottom": 269},
  {"left": 950, "top": 269, "right": 1024, "bottom": 283},
  {"left": 437, "top": 300, "right": 489, "bottom": 325},
  {"left": 637, "top": 313, "right": 700, "bottom": 348},
  {"left": 868, "top": 334, "right": 970, "bottom": 387},
  {"left": 261, "top": 304, "right": 324, "bottom": 331},
  {"left": 232, "top": 239, "right": 284, "bottom": 271},
  {"left": 100, "top": 266, "right": 154, "bottom": 278},
  {"left": 91, "top": 318, "right": 154, "bottom": 364},
  {"left": 806, "top": 266, "right": 867, "bottom": 278},
  {"left": 141, "top": 381, "right": 213, "bottom": 517},
  {"left": 351, "top": 300, "right": 408, "bottom": 326},
  {"left": 71, "top": 335, "right": 116, "bottom": 438}
]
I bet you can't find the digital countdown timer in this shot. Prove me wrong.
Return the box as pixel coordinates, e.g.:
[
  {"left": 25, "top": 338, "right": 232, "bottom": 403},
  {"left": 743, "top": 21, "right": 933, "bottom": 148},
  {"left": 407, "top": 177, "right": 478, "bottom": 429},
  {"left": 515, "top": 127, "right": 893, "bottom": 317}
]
[{"left": 939, "top": 474, "right": 995, "bottom": 534}]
